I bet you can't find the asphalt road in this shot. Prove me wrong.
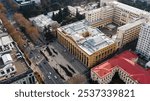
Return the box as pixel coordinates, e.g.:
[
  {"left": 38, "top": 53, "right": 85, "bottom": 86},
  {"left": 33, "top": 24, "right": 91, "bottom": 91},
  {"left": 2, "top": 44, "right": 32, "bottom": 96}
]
[
  {"left": 39, "top": 59, "right": 64, "bottom": 84},
  {"left": 30, "top": 49, "right": 64, "bottom": 84}
]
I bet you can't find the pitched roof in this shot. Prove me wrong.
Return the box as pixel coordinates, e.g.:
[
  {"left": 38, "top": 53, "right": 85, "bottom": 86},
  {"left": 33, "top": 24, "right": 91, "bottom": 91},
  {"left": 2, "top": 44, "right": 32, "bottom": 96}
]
[{"left": 92, "top": 51, "right": 150, "bottom": 84}]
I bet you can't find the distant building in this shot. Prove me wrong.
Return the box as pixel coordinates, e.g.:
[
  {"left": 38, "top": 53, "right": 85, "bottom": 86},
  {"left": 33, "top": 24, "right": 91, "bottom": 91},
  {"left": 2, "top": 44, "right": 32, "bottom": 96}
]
[
  {"left": 68, "top": 6, "right": 86, "bottom": 16},
  {"left": 14, "top": 0, "right": 41, "bottom": 6},
  {"left": 100, "top": 0, "right": 117, "bottom": 7},
  {"left": 116, "top": 19, "right": 144, "bottom": 47},
  {"left": 145, "top": 61, "right": 150, "bottom": 68},
  {"left": 0, "top": 19, "right": 36, "bottom": 84},
  {"left": 29, "top": 14, "right": 58, "bottom": 32},
  {"left": 31, "top": 0, "right": 41, "bottom": 4},
  {"left": 91, "top": 51, "right": 150, "bottom": 84},
  {"left": 136, "top": 23, "right": 150, "bottom": 60},
  {"left": 136, "top": 0, "right": 150, "bottom": 4},
  {"left": 57, "top": 20, "right": 117, "bottom": 68}
]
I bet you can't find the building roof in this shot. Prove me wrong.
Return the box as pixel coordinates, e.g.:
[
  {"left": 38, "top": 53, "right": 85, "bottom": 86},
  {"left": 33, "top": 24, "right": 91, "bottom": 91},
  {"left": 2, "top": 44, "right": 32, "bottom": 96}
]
[
  {"left": 1, "top": 36, "right": 13, "bottom": 46},
  {"left": 145, "top": 61, "right": 150, "bottom": 68},
  {"left": 0, "top": 22, "right": 31, "bottom": 82},
  {"left": 112, "top": 1, "right": 150, "bottom": 16},
  {"left": 68, "top": 6, "right": 86, "bottom": 15},
  {"left": 86, "top": 6, "right": 113, "bottom": 15},
  {"left": 92, "top": 51, "right": 150, "bottom": 84},
  {"left": 2, "top": 54, "right": 13, "bottom": 65},
  {"left": 29, "top": 14, "right": 57, "bottom": 31},
  {"left": 58, "top": 20, "right": 115, "bottom": 55},
  {"left": 0, "top": 42, "right": 31, "bottom": 81},
  {"left": 118, "top": 19, "right": 145, "bottom": 31}
]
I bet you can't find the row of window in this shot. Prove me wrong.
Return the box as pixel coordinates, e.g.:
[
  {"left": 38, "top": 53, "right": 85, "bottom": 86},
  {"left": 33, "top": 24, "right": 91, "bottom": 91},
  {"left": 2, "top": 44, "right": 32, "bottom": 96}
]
[
  {"left": 95, "top": 48, "right": 115, "bottom": 61},
  {"left": 58, "top": 34, "right": 89, "bottom": 66},
  {"left": 13, "top": 75, "right": 35, "bottom": 84}
]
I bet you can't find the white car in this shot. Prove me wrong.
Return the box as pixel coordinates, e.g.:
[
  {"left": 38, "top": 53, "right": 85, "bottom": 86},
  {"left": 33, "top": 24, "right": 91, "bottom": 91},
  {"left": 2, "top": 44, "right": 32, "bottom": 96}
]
[
  {"left": 54, "top": 76, "right": 57, "bottom": 79},
  {"left": 48, "top": 75, "right": 51, "bottom": 79}
]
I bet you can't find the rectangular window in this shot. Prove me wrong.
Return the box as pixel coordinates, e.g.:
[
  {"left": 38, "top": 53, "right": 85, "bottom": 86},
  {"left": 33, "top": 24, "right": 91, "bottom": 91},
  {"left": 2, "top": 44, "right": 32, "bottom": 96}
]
[
  {"left": 23, "top": 81, "right": 26, "bottom": 84},
  {"left": 29, "top": 77, "right": 32, "bottom": 84}
]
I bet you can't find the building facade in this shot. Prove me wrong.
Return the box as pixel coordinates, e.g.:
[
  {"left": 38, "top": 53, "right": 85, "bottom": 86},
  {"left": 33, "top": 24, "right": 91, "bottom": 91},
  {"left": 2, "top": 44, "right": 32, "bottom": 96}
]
[
  {"left": 85, "top": 6, "right": 114, "bottom": 27},
  {"left": 57, "top": 20, "right": 117, "bottom": 68},
  {"left": 116, "top": 19, "right": 144, "bottom": 47},
  {"left": 136, "top": 23, "right": 150, "bottom": 60},
  {"left": 100, "top": 0, "right": 117, "bottom": 7},
  {"left": 85, "top": 1, "right": 150, "bottom": 48},
  {"left": 57, "top": 1, "right": 150, "bottom": 68},
  {"left": 91, "top": 51, "right": 150, "bottom": 84}
]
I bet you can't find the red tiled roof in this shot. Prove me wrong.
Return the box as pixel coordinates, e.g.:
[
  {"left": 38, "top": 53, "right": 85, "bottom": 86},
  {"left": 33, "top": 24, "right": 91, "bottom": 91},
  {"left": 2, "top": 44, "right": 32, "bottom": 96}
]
[{"left": 92, "top": 51, "right": 150, "bottom": 84}]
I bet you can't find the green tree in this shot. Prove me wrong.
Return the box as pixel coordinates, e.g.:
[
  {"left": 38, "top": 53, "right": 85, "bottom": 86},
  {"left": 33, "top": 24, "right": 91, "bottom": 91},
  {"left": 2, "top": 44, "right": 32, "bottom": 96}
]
[
  {"left": 52, "top": 12, "right": 55, "bottom": 20},
  {"left": 76, "top": 9, "right": 84, "bottom": 20},
  {"left": 63, "top": 7, "right": 70, "bottom": 17}
]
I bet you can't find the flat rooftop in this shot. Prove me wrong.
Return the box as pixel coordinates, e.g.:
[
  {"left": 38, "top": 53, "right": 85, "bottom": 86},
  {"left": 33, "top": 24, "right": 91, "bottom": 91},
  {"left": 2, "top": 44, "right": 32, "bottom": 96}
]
[
  {"left": 92, "top": 51, "right": 150, "bottom": 84},
  {"left": 0, "top": 24, "right": 31, "bottom": 82},
  {"left": 112, "top": 1, "right": 150, "bottom": 16},
  {"left": 118, "top": 19, "right": 145, "bottom": 31},
  {"left": 29, "top": 14, "right": 57, "bottom": 31},
  {"left": 14, "top": 0, "right": 31, "bottom": 5},
  {"left": 58, "top": 20, "right": 115, "bottom": 55},
  {"left": 87, "top": 5, "right": 113, "bottom": 14},
  {"left": 0, "top": 43, "right": 30, "bottom": 81}
]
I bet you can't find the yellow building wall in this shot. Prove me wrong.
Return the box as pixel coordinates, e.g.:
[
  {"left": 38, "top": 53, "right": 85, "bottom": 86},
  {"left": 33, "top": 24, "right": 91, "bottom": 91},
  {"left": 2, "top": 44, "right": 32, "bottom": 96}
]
[
  {"left": 121, "top": 24, "right": 141, "bottom": 46},
  {"left": 57, "top": 30, "right": 117, "bottom": 68},
  {"left": 91, "top": 18, "right": 113, "bottom": 28}
]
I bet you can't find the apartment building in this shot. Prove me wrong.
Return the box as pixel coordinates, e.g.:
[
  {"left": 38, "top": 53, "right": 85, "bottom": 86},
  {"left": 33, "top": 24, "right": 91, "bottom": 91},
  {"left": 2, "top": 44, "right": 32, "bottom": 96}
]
[
  {"left": 0, "top": 20, "right": 36, "bottom": 84},
  {"left": 91, "top": 51, "right": 150, "bottom": 84},
  {"left": 57, "top": 20, "right": 117, "bottom": 68},
  {"left": 136, "top": 23, "right": 150, "bottom": 60}
]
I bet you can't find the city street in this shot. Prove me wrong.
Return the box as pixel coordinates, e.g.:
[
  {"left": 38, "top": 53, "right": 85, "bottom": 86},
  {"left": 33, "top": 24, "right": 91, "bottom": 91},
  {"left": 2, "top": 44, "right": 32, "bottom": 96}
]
[
  {"left": 39, "top": 60, "right": 64, "bottom": 84},
  {"left": 40, "top": 40, "right": 89, "bottom": 83}
]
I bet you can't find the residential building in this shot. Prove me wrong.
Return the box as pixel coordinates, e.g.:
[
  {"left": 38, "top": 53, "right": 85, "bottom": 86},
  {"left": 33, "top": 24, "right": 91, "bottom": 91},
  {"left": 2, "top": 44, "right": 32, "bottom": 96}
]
[
  {"left": 116, "top": 19, "right": 145, "bottom": 47},
  {"left": 0, "top": 20, "right": 36, "bottom": 84},
  {"left": 91, "top": 51, "right": 150, "bottom": 84},
  {"left": 136, "top": 23, "right": 150, "bottom": 60},
  {"left": 57, "top": 20, "right": 117, "bottom": 68},
  {"left": 145, "top": 61, "right": 150, "bottom": 68}
]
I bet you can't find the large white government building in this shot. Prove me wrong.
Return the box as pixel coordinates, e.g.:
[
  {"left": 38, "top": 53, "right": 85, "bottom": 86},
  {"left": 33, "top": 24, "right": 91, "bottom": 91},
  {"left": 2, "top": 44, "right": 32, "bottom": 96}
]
[{"left": 136, "top": 23, "right": 150, "bottom": 60}]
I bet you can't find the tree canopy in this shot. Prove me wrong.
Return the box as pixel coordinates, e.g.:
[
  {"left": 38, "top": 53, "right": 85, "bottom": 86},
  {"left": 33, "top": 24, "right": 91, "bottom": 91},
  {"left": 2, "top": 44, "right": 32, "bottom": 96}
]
[{"left": 14, "top": 13, "right": 40, "bottom": 44}]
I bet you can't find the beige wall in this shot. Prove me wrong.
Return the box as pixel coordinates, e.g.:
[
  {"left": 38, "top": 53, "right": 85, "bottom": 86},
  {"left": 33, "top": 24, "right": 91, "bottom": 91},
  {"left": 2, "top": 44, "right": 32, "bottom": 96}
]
[{"left": 57, "top": 29, "right": 117, "bottom": 68}]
